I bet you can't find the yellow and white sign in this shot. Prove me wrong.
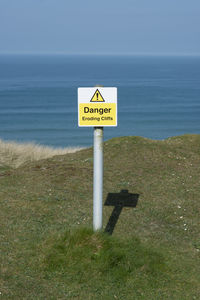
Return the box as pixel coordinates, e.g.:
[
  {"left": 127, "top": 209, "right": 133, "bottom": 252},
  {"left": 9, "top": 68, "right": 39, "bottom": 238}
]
[{"left": 78, "top": 87, "right": 117, "bottom": 127}]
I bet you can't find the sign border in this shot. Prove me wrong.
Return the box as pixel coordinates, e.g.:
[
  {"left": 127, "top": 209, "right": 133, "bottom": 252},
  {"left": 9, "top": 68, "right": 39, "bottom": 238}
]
[{"left": 78, "top": 87, "right": 117, "bottom": 127}]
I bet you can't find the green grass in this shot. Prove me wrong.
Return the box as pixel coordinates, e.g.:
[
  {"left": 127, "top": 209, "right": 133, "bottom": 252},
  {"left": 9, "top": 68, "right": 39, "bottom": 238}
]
[
  {"left": 0, "top": 134, "right": 200, "bottom": 299},
  {"left": 40, "top": 227, "right": 168, "bottom": 299}
]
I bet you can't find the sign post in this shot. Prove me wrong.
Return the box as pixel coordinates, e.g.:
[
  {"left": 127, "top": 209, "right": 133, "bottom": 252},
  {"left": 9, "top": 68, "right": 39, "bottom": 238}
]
[
  {"left": 93, "top": 126, "right": 103, "bottom": 231},
  {"left": 78, "top": 87, "right": 117, "bottom": 231}
]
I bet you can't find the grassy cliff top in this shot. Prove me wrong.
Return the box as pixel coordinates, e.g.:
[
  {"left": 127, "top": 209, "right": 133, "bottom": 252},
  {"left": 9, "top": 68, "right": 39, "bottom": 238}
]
[{"left": 0, "top": 134, "right": 200, "bottom": 299}]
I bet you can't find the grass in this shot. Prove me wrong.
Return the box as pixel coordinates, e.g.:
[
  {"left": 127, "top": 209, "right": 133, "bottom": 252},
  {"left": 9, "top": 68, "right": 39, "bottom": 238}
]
[
  {"left": 0, "top": 134, "right": 200, "bottom": 299},
  {"left": 41, "top": 227, "right": 168, "bottom": 298},
  {"left": 0, "top": 139, "right": 83, "bottom": 168}
]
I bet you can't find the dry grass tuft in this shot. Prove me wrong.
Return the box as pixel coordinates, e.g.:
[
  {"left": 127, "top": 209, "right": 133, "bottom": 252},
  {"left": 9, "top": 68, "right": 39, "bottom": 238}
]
[{"left": 0, "top": 139, "right": 84, "bottom": 168}]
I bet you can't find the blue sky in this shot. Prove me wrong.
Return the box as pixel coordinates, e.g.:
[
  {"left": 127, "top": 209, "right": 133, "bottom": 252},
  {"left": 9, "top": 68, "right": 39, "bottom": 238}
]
[{"left": 0, "top": 0, "right": 200, "bottom": 55}]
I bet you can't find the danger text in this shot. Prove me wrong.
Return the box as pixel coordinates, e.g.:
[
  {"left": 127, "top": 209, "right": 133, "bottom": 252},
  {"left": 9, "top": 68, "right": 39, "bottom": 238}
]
[{"left": 84, "top": 107, "right": 111, "bottom": 115}]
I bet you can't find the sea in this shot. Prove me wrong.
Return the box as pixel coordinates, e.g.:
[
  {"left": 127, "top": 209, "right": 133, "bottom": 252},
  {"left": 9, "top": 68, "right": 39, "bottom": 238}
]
[{"left": 0, "top": 54, "right": 200, "bottom": 147}]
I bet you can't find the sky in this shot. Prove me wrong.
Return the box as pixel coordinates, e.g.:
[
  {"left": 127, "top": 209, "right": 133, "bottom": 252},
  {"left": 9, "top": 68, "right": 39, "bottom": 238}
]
[{"left": 0, "top": 0, "right": 200, "bottom": 55}]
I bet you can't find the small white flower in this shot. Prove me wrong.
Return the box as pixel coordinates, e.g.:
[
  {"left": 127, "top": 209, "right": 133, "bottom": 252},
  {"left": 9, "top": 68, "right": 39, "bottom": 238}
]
[
  {"left": 184, "top": 228, "right": 187, "bottom": 231},
  {"left": 184, "top": 223, "right": 187, "bottom": 226},
  {"left": 178, "top": 205, "right": 181, "bottom": 209},
  {"left": 180, "top": 216, "right": 183, "bottom": 219}
]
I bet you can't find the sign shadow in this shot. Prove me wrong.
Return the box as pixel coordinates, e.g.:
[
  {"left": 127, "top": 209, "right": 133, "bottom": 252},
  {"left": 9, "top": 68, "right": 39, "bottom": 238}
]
[{"left": 104, "top": 189, "right": 139, "bottom": 235}]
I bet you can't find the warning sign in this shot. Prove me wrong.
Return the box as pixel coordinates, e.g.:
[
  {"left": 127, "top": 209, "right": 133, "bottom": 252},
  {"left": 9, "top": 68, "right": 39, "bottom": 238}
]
[
  {"left": 90, "top": 89, "right": 105, "bottom": 102},
  {"left": 78, "top": 87, "right": 117, "bottom": 127}
]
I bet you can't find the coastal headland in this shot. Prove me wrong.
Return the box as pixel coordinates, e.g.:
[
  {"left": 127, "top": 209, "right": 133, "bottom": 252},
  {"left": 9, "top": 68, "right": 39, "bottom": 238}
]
[{"left": 0, "top": 134, "right": 199, "bottom": 299}]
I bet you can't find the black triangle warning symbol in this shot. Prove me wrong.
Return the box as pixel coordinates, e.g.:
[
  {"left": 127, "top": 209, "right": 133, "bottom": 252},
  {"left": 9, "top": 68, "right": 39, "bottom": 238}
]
[{"left": 90, "top": 89, "right": 105, "bottom": 102}]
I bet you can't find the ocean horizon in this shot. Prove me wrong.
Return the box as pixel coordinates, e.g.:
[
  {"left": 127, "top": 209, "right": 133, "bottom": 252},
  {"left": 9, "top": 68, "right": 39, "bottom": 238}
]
[{"left": 0, "top": 54, "right": 200, "bottom": 147}]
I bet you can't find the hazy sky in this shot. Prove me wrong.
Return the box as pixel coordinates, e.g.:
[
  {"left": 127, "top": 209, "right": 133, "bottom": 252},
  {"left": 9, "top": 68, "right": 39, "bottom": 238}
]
[{"left": 0, "top": 0, "right": 200, "bottom": 55}]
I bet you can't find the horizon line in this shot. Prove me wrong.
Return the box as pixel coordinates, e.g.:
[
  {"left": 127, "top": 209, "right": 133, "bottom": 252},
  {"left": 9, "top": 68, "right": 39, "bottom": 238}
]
[{"left": 0, "top": 52, "right": 200, "bottom": 57}]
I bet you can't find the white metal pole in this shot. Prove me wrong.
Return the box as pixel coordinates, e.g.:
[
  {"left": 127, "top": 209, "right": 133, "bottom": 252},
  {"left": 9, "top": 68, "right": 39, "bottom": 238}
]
[{"left": 93, "top": 126, "right": 103, "bottom": 231}]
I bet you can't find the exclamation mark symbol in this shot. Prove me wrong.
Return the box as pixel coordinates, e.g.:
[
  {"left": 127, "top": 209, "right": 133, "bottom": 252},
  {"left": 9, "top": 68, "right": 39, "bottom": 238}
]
[{"left": 96, "top": 92, "right": 99, "bottom": 101}]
